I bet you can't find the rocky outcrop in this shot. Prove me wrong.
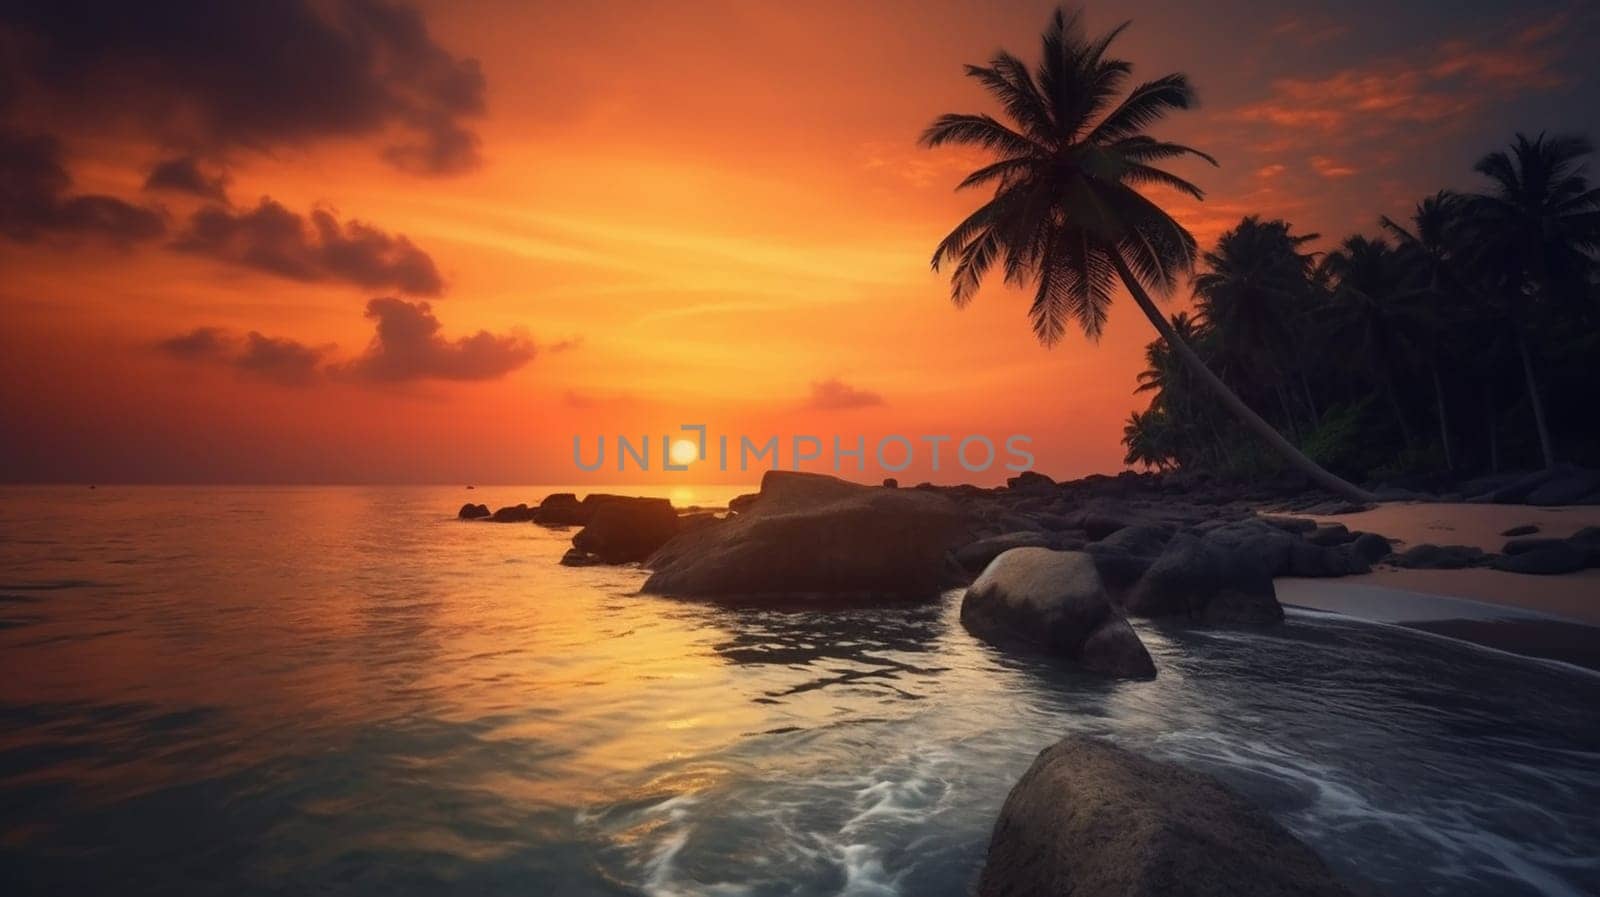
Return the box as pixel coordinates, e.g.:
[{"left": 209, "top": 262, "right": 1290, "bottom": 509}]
[
  {"left": 489, "top": 503, "right": 536, "bottom": 523},
  {"left": 458, "top": 502, "right": 490, "bottom": 520},
  {"left": 977, "top": 736, "right": 1357, "bottom": 897},
  {"left": 957, "top": 531, "right": 1055, "bottom": 573},
  {"left": 641, "top": 471, "right": 969, "bottom": 600},
  {"left": 1084, "top": 524, "right": 1173, "bottom": 591},
  {"left": 960, "top": 548, "right": 1155, "bottom": 678},
  {"left": 570, "top": 497, "right": 680, "bottom": 564},
  {"left": 1491, "top": 543, "right": 1587, "bottom": 575},
  {"left": 1124, "top": 533, "right": 1283, "bottom": 624},
  {"left": 533, "top": 493, "right": 584, "bottom": 525}
]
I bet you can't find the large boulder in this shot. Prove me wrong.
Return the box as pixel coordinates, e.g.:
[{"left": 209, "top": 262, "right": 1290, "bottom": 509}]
[
  {"left": 641, "top": 471, "right": 969, "bottom": 600},
  {"left": 977, "top": 736, "right": 1357, "bottom": 897},
  {"left": 571, "top": 497, "right": 680, "bottom": 563},
  {"left": 960, "top": 548, "right": 1155, "bottom": 678},
  {"left": 457, "top": 502, "right": 490, "bottom": 520},
  {"left": 1125, "top": 533, "right": 1283, "bottom": 624}
]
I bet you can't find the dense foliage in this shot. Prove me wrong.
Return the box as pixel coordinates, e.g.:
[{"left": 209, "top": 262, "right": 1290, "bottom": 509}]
[{"left": 1123, "top": 134, "right": 1600, "bottom": 483}]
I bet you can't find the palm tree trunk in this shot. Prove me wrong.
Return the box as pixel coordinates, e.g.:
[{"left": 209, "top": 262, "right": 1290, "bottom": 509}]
[
  {"left": 1516, "top": 330, "right": 1556, "bottom": 469},
  {"left": 1114, "top": 258, "right": 1375, "bottom": 502},
  {"left": 1430, "top": 362, "right": 1454, "bottom": 471}
]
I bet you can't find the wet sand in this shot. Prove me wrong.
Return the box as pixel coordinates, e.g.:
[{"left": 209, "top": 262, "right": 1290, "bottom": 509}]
[{"left": 1276, "top": 502, "right": 1600, "bottom": 669}]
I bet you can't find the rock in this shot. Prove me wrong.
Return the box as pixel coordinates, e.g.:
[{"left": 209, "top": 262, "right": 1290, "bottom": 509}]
[
  {"left": 1500, "top": 524, "right": 1539, "bottom": 537},
  {"left": 1125, "top": 533, "right": 1282, "bottom": 624},
  {"left": 1490, "top": 543, "right": 1587, "bottom": 575},
  {"left": 977, "top": 736, "right": 1357, "bottom": 897},
  {"left": 960, "top": 548, "right": 1155, "bottom": 678},
  {"left": 642, "top": 471, "right": 969, "bottom": 600},
  {"left": 1389, "top": 543, "right": 1488, "bottom": 569},
  {"left": 1305, "top": 523, "right": 1352, "bottom": 547},
  {"left": 957, "top": 531, "right": 1054, "bottom": 573},
  {"left": 1288, "top": 540, "right": 1370, "bottom": 577},
  {"left": 882, "top": 477, "right": 898, "bottom": 488},
  {"left": 533, "top": 493, "right": 584, "bottom": 525},
  {"left": 458, "top": 502, "right": 490, "bottom": 520},
  {"left": 1095, "top": 523, "right": 1175, "bottom": 556},
  {"left": 1487, "top": 468, "right": 1561, "bottom": 504},
  {"left": 1524, "top": 468, "right": 1600, "bottom": 506},
  {"left": 571, "top": 497, "right": 680, "bottom": 563},
  {"left": 559, "top": 548, "right": 600, "bottom": 567},
  {"left": 1349, "top": 532, "right": 1392, "bottom": 564},
  {"left": 1260, "top": 515, "right": 1317, "bottom": 534},
  {"left": 489, "top": 503, "right": 536, "bottom": 523},
  {"left": 1202, "top": 519, "right": 1368, "bottom": 579},
  {"left": 1299, "top": 499, "right": 1370, "bottom": 515},
  {"left": 1502, "top": 537, "right": 1568, "bottom": 556},
  {"left": 1006, "top": 470, "right": 1056, "bottom": 493}
]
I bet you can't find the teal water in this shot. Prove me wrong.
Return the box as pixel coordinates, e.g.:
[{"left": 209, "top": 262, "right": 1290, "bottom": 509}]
[{"left": 1, "top": 486, "right": 1597, "bottom": 896}]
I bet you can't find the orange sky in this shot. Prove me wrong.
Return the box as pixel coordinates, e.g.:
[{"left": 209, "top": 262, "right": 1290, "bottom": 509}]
[{"left": 2, "top": 0, "right": 1596, "bottom": 485}]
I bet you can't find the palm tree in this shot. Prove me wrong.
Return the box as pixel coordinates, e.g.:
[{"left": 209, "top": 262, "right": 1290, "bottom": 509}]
[
  {"left": 1192, "top": 216, "right": 1321, "bottom": 438},
  {"left": 1319, "top": 236, "right": 1427, "bottom": 451},
  {"left": 1466, "top": 133, "right": 1600, "bottom": 469},
  {"left": 920, "top": 6, "right": 1372, "bottom": 501},
  {"left": 1381, "top": 191, "right": 1466, "bottom": 470}
]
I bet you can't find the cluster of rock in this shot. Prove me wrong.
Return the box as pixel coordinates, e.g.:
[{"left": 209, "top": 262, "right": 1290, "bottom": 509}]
[
  {"left": 1383, "top": 524, "right": 1600, "bottom": 575},
  {"left": 978, "top": 735, "right": 1357, "bottom": 897}
]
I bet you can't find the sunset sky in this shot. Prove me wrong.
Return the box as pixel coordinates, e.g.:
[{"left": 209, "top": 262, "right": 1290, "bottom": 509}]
[{"left": 3, "top": 0, "right": 1597, "bottom": 485}]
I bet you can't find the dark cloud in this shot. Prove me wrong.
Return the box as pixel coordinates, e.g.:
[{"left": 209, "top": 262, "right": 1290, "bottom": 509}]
[
  {"left": 144, "top": 156, "right": 229, "bottom": 202},
  {"left": 807, "top": 378, "right": 884, "bottom": 410},
  {"left": 334, "top": 298, "right": 536, "bottom": 382},
  {"left": 155, "top": 326, "right": 232, "bottom": 360},
  {"left": 0, "top": 0, "right": 485, "bottom": 175},
  {"left": 173, "top": 198, "right": 443, "bottom": 294},
  {"left": 235, "top": 332, "right": 328, "bottom": 386},
  {"left": 154, "top": 327, "right": 328, "bottom": 387},
  {"left": 0, "top": 127, "right": 165, "bottom": 243}
]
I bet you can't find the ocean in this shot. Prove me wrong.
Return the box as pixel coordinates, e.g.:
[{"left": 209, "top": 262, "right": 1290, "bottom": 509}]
[{"left": 1, "top": 485, "right": 1597, "bottom": 896}]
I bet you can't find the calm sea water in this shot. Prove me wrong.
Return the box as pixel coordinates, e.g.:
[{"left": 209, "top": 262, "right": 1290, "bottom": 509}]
[{"left": 1, "top": 485, "right": 1597, "bottom": 897}]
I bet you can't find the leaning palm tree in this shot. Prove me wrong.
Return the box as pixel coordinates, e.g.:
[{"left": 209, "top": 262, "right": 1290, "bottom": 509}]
[
  {"left": 1465, "top": 133, "right": 1600, "bottom": 469},
  {"left": 921, "top": 6, "right": 1372, "bottom": 500}
]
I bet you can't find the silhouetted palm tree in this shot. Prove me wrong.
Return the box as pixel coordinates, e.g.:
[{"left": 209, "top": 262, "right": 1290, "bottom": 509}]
[
  {"left": 1381, "top": 191, "right": 1467, "bottom": 469},
  {"left": 921, "top": 6, "right": 1372, "bottom": 500},
  {"left": 1193, "top": 216, "right": 1320, "bottom": 438},
  {"left": 1320, "top": 236, "right": 1427, "bottom": 450},
  {"left": 1466, "top": 133, "right": 1600, "bottom": 468}
]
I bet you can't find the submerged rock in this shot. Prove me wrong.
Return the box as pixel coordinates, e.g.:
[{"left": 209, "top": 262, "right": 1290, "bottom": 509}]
[
  {"left": 641, "top": 471, "right": 968, "bottom": 600},
  {"left": 571, "top": 497, "right": 680, "bottom": 563},
  {"left": 960, "top": 548, "right": 1155, "bottom": 678},
  {"left": 457, "top": 502, "right": 490, "bottom": 520},
  {"left": 977, "top": 736, "right": 1356, "bottom": 897},
  {"left": 1125, "top": 533, "right": 1283, "bottom": 624},
  {"left": 1500, "top": 524, "right": 1540, "bottom": 537}
]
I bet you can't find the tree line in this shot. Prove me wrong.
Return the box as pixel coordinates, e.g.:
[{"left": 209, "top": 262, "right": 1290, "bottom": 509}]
[{"left": 1123, "top": 132, "right": 1600, "bottom": 484}]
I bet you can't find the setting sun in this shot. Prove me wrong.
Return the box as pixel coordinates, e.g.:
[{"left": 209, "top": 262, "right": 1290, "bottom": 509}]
[{"left": 669, "top": 439, "right": 700, "bottom": 466}]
